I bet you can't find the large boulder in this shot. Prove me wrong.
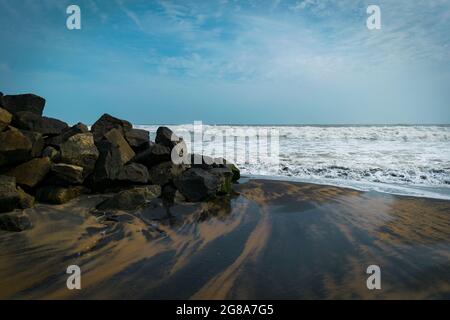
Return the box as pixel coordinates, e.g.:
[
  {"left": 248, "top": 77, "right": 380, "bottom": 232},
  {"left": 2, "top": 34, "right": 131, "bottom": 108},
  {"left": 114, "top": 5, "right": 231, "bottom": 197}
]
[
  {"left": 0, "top": 211, "right": 32, "bottom": 232},
  {"left": 174, "top": 168, "right": 220, "bottom": 202},
  {"left": 132, "top": 143, "right": 171, "bottom": 168},
  {"left": 60, "top": 133, "right": 99, "bottom": 176},
  {"left": 0, "top": 107, "right": 12, "bottom": 131},
  {"left": 0, "top": 127, "right": 32, "bottom": 167},
  {"left": 51, "top": 163, "right": 84, "bottom": 184},
  {"left": 13, "top": 111, "right": 68, "bottom": 136},
  {"left": 45, "top": 122, "right": 88, "bottom": 148},
  {"left": 0, "top": 176, "right": 33, "bottom": 213},
  {"left": 148, "top": 161, "right": 186, "bottom": 186},
  {"left": 5, "top": 157, "right": 51, "bottom": 188},
  {"left": 91, "top": 139, "right": 123, "bottom": 185},
  {"left": 96, "top": 185, "right": 161, "bottom": 211},
  {"left": 1, "top": 93, "right": 45, "bottom": 116},
  {"left": 42, "top": 146, "right": 60, "bottom": 161},
  {"left": 103, "top": 128, "right": 135, "bottom": 164},
  {"left": 227, "top": 163, "right": 240, "bottom": 182},
  {"left": 125, "top": 128, "right": 150, "bottom": 152},
  {"left": 91, "top": 113, "right": 132, "bottom": 141},
  {"left": 36, "top": 185, "right": 88, "bottom": 204},
  {"left": 155, "top": 126, "right": 183, "bottom": 148},
  {"left": 116, "top": 163, "right": 149, "bottom": 184},
  {"left": 209, "top": 167, "right": 233, "bottom": 194},
  {"left": 21, "top": 130, "right": 44, "bottom": 158}
]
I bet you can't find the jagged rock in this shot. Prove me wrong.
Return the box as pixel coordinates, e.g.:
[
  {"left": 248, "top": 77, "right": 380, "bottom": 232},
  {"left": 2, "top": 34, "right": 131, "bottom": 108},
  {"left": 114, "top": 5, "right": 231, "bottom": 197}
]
[
  {"left": 227, "top": 163, "right": 240, "bottom": 182},
  {"left": 45, "top": 122, "right": 88, "bottom": 148},
  {"left": 36, "top": 185, "right": 88, "bottom": 204},
  {"left": 6, "top": 157, "right": 51, "bottom": 188},
  {"left": 60, "top": 133, "right": 99, "bottom": 176},
  {"left": 116, "top": 163, "right": 149, "bottom": 184},
  {"left": 1, "top": 93, "right": 45, "bottom": 116},
  {"left": 0, "top": 107, "right": 12, "bottom": 131},
  {"left": 174, "top": 168, "right": 220, "bottom": 202},
  {"left": 42, "top": 146, "right": 60, "bottom": 161},
  {"left": 91, "top": 113, "right": 132, "bottom": 141},
  {"left": 103, "top": 128, "right": 135, "bottom": 164},
  {"left": 155, "top": 126, "right": 182, "bottom": 148},
  {"left": 0, "top": 211, "right": 32, "bottom": 232},
  {"left": 0, "top": 127, "right": 32, "bottom": 167},
  {"left": 51, "top": 163, "right": 84, "bottom": 184},
  {"left": 21, "top": 130, "right": 44, "bottom": 158},
  {"left": 0, "top": 175, "right": 20, "bottom": 213},
  {"left": 17, "top": 187, "right": 35, "bottom": 209},
  {"left": 91, "top": 139, "right": 123, "bottom": 185},
  {"left": 209, "top": 167, "right": 233, "bottom": 194},
  {"left": 132, "top": 144, "right": 171, "bottom": 168},
  {"left": 96, "top": 185, "right": 161, "bottom": 211},
  {"left": 148, "top": 161, "right": 186, "bottom": 186},
  {"left": 125, "top": 128, "right": 150, "bottom": 151},
  {"left": 13, "top": 111, "right": 68, "bottom": 136}
]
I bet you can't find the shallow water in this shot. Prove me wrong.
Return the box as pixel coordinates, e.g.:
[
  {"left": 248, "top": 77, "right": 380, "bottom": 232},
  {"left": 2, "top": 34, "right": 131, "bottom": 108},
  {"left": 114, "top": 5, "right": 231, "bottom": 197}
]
[{"left": 0, "top": 180, "right": 449, "bottom": 299}]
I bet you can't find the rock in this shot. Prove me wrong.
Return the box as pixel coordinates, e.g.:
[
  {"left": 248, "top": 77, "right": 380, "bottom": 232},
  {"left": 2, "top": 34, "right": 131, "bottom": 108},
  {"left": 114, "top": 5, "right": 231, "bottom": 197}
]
[
  {"left": 132, "top": 144, "right": 171, "bottom": 168},
  {"left": 42, "top": 146, "right": 60, "bottom": 161},
  {"left": 91, "top": 113, "right": 132, "bottom": 141},
  {"left": 60, "top": 133, "right": 99, "bottom": 176},
  {"left": 45, "top": 122, "right": 88, "bottom": 148},
  {"left": 20, "top": 130, "right": 44, "bottom": 158},
  {"left": 51, "top": 163, "right": 84, "bottom": 184},
  {"left": 96, "top": 185, "right": 161, "bottom": 211},
  {"left": 162, "top": 184, "right": 185, "bottom": 204},
  {"left": 116, "top": 163, "right": 149, "bottom": 184},
  {"left": 209, "top": 167, "right": 233, "bottom": 194},
  {"left": 13, "top": 111, "right": 68, "bottom": 136},
  {"left": 0, "top": 107, "right": 12, "bottom": 131},
  {"left": 103, "top": 128, "right": 135, "bottom": 165},
  {"left": 174, "top": 168, "right": 220, "bottom": 202},
  {"left": 6, "top": 157, "right": 51, "bottom": 188},
  {"left": 227, "top": 163, "right": 241, "bottom": 182},
  {"left": 124, "top": 128, "right": 150, "bottom": 152},
  {"left": 0, "top": 211, "right": 32, "bottom": 232},
  {"left": 155, "top": 126, "right": 182, "bottom": 148},
  {"left": 0, "top": 127, "right": 32, "bottom": 167},
  {"left": 17, "top": 187, "right": 35, "bottom": 209},
  {"left": 0, "top": 175, "right": 20, "bottom": 213},
  {"left": 91, "top": 139, "right": 123, "bottom": 185},
  {"left": 36, "top": 185, "right": 88, "bottom": 204},
  {"left": 148, "top": 161, "right": 186, "bottom": 186},
  {"left": 1, "top": 93, "right": 45, "bottom": 116}
]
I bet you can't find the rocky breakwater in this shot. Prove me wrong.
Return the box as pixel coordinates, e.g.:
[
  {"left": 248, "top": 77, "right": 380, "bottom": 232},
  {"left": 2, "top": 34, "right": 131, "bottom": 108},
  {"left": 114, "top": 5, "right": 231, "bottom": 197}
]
[{"left": 0, "top": 92, "right": 240, "bottom": 232}]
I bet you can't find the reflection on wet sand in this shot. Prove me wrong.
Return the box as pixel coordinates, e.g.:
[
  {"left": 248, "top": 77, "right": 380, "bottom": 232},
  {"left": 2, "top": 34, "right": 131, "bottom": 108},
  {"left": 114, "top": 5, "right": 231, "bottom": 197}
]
[{"left": 0, "top": 179, "right": 449, "bottom": 299}]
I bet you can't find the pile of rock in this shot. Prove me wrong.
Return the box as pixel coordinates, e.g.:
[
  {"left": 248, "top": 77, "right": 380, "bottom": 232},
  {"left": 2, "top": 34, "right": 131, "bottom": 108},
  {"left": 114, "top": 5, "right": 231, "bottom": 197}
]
[{"left": 0, "top": 92, "right": 240, "bottom": 231}]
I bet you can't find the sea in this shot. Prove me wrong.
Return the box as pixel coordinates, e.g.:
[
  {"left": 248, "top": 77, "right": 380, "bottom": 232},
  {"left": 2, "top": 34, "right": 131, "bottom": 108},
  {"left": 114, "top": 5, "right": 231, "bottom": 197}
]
[{"left": 136, "top": 124, "right": 450, "bottom": 200}]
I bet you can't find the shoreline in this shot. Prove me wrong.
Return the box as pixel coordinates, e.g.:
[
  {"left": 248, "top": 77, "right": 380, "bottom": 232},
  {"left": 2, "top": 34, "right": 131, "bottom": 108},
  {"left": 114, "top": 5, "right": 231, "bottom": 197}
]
[{"left": 1, "top": 178, "right": 449, "bottom": 299}]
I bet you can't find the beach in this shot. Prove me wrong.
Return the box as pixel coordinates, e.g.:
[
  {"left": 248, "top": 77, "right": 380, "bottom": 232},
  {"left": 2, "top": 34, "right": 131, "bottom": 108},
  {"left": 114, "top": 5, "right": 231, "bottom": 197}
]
[{"left": 1, "top": 178, "right": 449, "bottom": 299}]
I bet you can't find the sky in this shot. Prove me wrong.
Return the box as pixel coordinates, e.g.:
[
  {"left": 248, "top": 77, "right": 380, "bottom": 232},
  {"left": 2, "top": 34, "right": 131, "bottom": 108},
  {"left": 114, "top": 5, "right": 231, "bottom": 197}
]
[{"left": 0, "top": 0, "right": 449, "bottom": 125}]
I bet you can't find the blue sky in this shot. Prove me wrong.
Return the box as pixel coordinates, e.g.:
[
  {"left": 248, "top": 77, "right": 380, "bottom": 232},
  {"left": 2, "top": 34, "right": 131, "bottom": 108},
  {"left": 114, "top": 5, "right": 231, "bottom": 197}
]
[{"left": 1, "top": 0, "right": 449, "bottom": 124}]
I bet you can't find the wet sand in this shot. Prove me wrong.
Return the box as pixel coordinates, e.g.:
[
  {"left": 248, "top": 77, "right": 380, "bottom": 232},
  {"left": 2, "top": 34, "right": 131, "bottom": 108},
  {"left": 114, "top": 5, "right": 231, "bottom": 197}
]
[{"left": 0, "top": 179, "right": 449, "bottom": 299}]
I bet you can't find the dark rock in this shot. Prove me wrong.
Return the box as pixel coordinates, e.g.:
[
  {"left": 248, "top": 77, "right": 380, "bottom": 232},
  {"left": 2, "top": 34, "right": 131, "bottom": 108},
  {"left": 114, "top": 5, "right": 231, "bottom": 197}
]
[
  {"left": 42, "top": 146, "right": 60, "bottom": 161},
  {"left": 60, "top": 133, "right": 99, "bottom": 176},
  {"left": 5, "top": 157, "right": 51, "bottom": 188},
  {"left": 161, "top": 184, "right": 185, "bottom": 204},
  {"left": 91, "top": 139, "right": 123, "bottom": 185},
  {"left": 124, "top": 128, "right": 150, "bottom": 151},
  {"left": 132, "top": 144, "right": 171, "bottom": 168},
  {"left": 0, "top": 211, "right": 32, "bottom": 232},
  {"left": 91, "top": 113, "right": 132, "bottom": 141},
  {"left": 174, "top": 168, "right": 220, "bottom": 202},
  {"left": 17, "top": 187, "right": 35, "bottom": 209},
  {"left": 2, "top": 93, "right": 45, "bottom": 116},
  {"left": 148, "top": 161, "right": 187, "bottom": 186},
  {"left": 209, "top": 167, "right": 233, "bottom": 194},
  {"left": 36, "top": 185, "right": 88, "bottom": 204},
  {"left": 21, "top": 130, "right": 44, "bottom": 158},
  {"left": 96, "top": 185, "right": 161, "bottom": 211},
  {"left": 13, "top": 111, "right": 68, "bottom": 136},
  {"left": 0, "top": 127, "right": 32, "bottom": 167},
  {"left": 227, "top": 163, "right": 241, "bottom": 182},
  {"left": 155, "top": 126, "right": 182, "bottom": 148},
  {"left": 0, "top": 107, "right": 12, "bottom": 131},
  {"left": 116, "top": 163, "right": 149, "bottom": 184},
  {"left": 51, "top": 163, "right": 84, "bottom": 184},
  {"left": 0, "top": 175, "right": 20, "bottom": 213},
  {"left": 45, "top": 122, "right": 88, "bottom": 148},
  {"left": 103, "top": 128, "right": 135, "bottom": 165}
]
